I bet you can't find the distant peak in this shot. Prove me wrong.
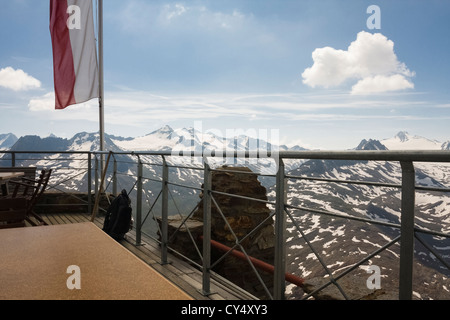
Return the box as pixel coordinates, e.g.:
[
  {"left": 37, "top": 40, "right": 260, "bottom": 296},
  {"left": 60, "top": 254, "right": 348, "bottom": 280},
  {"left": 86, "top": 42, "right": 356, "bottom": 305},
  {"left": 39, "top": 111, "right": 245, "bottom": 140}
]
[
  {"left": 160, "top": 124, "right": 174, "bottom": 132},
  {"left": 148, "top": 125, "right": 174, "bottom": 136},
  {"left": 395, "top": 131, "right": 410, "bottom": 142},
  {"left": 356, "top": 139, "right": 388, "bottom": 151}
]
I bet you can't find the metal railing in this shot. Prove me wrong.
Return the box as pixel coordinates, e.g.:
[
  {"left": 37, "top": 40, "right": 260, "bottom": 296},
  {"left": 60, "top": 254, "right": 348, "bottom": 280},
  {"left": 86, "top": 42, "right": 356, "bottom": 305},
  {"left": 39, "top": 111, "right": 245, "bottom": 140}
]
[{"left": 1, "top": 149, "right": 450, "bottom": 300}]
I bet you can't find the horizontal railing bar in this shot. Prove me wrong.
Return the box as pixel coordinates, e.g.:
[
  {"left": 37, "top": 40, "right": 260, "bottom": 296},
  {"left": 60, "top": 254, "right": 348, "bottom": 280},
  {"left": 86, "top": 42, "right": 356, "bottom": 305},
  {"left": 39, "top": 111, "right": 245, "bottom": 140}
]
[
  {"left": 4, "top": 149, "right": 450, "bottom": 163},
  {"left": 210, "top": 189, "right": 276, "bottom": 206},
  {"left": 286, "top": 174, "right": 402, "bottom": 189},
  {"left": 1, "top": 151, "right": 92, "bottom": 155},
  {"left": 35, "top": 203, "right": 88, "bottom": 207},
  {"left": 141, "top": 162, "right": 163, "bottom": 167},
  {"left": 210, "top": 168, "right": 262, "bottom": 176},
  {"left": 88, "top": 150, "right": 450, "bottom": 162},
  {"left": 414, "top": 227, "right": 450, "bottom": 239},
  {"left": 285, "top": 203, "right": 402, "bottom": 229},
  {"left": 166, "top": 164, "right": 204, "bottom": 171},
  {"left": 166, "top": 180, "right": 204, "bottom": 192},
  {"left": 415, "top": 185, "right": 450, "bottom": 193},
  {"left": 287, "top": 174, "right": 450, "bottom": 193},
  {"left": 277, "top": 150, "right": 450, "bottom": 162},
  {"left": 141, "top": 176, "right": 163, "bottom": 183}
]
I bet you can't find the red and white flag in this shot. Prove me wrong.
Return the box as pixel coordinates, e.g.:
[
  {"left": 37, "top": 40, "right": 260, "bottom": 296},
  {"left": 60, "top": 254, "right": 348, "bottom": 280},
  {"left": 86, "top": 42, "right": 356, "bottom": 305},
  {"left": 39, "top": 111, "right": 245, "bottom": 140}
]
[{"left": 50, "top": 0, "right": 99, "bottom": 110}]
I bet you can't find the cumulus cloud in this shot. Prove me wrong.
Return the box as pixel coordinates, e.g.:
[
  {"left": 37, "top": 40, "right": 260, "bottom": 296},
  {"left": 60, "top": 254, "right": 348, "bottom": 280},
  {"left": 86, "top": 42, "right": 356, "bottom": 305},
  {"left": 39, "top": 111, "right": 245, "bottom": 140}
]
[
  {"left": 351, "top": 74, "right": 414, "bottom": 95},
  {"left": 28, "top": 92, "right": 97, "bottom": 112},
  {"left": 302, "top": 31, "right": 415, "bottom": 94},
  {"left": 0, "top": 66, "right": 41, "bottom": 91},
  {"left": 28, "top": 92, "right": 55, "bottom": 111}
]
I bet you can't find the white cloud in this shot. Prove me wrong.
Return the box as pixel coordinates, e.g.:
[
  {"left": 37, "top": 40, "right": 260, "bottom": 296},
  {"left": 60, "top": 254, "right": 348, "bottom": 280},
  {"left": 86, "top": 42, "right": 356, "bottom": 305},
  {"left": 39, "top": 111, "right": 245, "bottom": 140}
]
[
  {"left": 0, "top": 66, "right": 41, "bottom": 91},
  {"left": 302, "top": 31, "right": 415, "bottom": 94},
  {"left": 119, "top": 1, "right": 249, "bottom": 33},
  {"left": 351, "top": 74, "right": 414, "bottom": 95},
  {"left": 28, "top": 92, "right": 54, "bottom": 111},
  {"left": 163, "top": 3, "right": 187, "bottom": 21},
  {"left": 28, "top": 92, "right": 97, "bottom": 112}
]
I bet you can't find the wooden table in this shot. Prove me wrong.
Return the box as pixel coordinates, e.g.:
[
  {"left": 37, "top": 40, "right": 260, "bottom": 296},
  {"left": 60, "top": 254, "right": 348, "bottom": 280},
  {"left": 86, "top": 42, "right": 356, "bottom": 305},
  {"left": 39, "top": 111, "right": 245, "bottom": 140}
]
[
  {"left": 0, "top": 222, "right": 192, "bottom": 300},
  {"left": 0, "top": 172, "right": 25, "bottom": 196}
]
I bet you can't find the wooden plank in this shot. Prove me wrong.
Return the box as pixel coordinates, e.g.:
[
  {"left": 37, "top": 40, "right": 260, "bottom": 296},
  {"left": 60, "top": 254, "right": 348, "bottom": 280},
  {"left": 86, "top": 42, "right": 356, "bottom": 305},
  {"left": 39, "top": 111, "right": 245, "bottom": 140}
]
[
  {"left": 120, "top": 240, "right": 208, "bottom": 300},
  {"left": 44, "top": 213, "right": 61, "bottom": 225},
  {"left": 62, "top": 212, "right": 86, "bottom": 224},
  {"left": 55, "top": 213, "right": 72, "bottom": 224},
  {"left": 38, "top": 213, "right": 53, "bottom": 226}
]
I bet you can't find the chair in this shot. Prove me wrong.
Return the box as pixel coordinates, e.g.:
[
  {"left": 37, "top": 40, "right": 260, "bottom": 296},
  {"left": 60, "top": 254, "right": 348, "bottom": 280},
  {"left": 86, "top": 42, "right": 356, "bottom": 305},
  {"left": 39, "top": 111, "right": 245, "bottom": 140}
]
[
  {"left": 0, "top": 167, "right": 37, "bottom": 196},
  {"left": 0, "top": 197, "right": 27, "bottom": 229},
  {"left": 8, "top": 169, "right": 52, "bottom": 226}
]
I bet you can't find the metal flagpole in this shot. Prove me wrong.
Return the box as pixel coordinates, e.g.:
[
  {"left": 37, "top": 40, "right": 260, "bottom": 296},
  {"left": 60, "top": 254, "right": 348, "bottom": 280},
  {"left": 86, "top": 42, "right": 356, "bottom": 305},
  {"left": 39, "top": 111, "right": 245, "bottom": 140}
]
[{"left": 98, "top": 0, "right": 105, "bottom": 175}]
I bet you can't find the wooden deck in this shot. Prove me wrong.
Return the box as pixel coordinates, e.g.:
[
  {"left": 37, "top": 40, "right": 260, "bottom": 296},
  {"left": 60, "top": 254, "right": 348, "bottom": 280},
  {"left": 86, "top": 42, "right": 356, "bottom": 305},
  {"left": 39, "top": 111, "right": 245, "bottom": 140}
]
[{"left": 36, "top": 211, "right": 257, "bottom": 300}]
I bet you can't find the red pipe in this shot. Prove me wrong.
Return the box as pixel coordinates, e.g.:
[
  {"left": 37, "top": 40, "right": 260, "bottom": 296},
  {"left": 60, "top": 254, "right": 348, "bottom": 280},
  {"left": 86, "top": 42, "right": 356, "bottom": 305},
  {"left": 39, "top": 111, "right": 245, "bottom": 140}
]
[{"left": 200, "top": 236, "right": 305, "bottom": 287}]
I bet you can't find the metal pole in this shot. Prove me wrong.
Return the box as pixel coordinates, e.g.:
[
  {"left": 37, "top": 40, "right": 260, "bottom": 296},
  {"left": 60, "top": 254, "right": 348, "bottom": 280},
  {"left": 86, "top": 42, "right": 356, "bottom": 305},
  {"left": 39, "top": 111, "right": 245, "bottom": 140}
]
[
  {"left": 202, "top": 158, "right": 212, "bottom": 295},
  {"left": 90, "top": 152, "right": 111, "bottom": 222},
  {"left": 399, "top": 161, "right": 415, "bottom": 300},
  {"left": 274, "top": 159, "right": 287, "bottom": 300},
  {"left": 136, "top": 157, "right": 143, "bottom": 246},
  {"left": 161, "top": 156, "right": 169, "bottom": 265},
  {"left": 94, "top": 155, "right": 99, "bottom": 215},
  {"left": 87, "top": 152, "right": 92, "bottom": 214},
  {"left": 98, "top": 0, "right": 105, "bottom": 174},
  {"left": 112, "top": 155, "right": 117, "bottom": 196}
]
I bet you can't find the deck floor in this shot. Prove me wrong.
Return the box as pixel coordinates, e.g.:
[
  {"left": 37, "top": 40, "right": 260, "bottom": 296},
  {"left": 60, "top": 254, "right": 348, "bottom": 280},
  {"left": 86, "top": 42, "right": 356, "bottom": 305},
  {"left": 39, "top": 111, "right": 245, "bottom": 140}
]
[{"left": 36, "top": 212, "right": 257, "bottom": 300}]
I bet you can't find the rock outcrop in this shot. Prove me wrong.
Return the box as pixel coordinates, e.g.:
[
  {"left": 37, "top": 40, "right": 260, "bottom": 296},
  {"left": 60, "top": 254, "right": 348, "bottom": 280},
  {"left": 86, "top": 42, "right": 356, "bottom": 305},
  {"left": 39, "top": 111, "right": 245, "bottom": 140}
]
[{"left": 161, "top": 166, "right": 275, "bottom": 299}]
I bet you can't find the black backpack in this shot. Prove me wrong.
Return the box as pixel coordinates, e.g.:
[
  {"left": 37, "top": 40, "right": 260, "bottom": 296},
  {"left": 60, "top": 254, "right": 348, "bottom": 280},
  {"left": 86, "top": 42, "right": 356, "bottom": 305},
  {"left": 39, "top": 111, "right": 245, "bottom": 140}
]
[{"left": 102, "top": 189, "right": 133, "bottom": 241}]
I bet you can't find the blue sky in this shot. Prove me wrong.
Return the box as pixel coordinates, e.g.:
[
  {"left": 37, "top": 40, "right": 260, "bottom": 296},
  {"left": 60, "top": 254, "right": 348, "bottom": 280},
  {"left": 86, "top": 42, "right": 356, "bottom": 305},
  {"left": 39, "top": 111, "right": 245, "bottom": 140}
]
[{"left": 0, "top": 0, "right": 449, "bottom": 149}]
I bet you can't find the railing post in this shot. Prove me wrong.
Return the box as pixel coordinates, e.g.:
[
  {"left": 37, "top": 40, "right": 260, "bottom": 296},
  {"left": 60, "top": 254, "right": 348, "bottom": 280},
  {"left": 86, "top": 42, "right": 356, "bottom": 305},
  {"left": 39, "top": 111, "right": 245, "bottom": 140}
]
[
  {"left": 399, "top": 161, "right": 415, "bottom": 300},
  {"left": 161, "top": 156, "right": 169, "bottom": 265},
  {"left": 87, "top": 152, "right": 92, "bottom": 214},
  {"left": 202, "top": 158, "right": 212, "bottom": 295},
  {"left": 274, "top": 158, "right": 287, "bottom": 300},
  {"left": 112, "top": 155, "right": 117, "bottom": 196},
  {"left": 94, "top": 155, "right": 99, "bottom": 216},
  {"left": 11, "top": 152, "right": 16, "bottom": 167},
  {"left": 135, "top": 156, "right": 143, "bottom": 246}
]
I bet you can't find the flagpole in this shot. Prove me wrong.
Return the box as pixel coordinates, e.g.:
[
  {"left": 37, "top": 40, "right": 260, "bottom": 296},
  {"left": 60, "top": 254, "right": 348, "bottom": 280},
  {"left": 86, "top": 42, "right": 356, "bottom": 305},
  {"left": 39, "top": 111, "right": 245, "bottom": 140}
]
[{"left": 98, "top": 0, "right": 105, "bottom": 174}]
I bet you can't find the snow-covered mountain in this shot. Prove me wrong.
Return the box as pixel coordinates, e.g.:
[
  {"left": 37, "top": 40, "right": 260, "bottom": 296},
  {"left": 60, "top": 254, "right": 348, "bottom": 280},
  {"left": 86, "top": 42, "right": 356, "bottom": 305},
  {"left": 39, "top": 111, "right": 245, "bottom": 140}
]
[
  {"left": 381, "top": 131, "right": 445, "bottom": 150},
  {"left": 0, "top": 133, "right": 18, "bottom": 150},
  {"left": 111, "top": 125, "right": 305, "bottom": 175},
  {"left": 355, "top": 138, "right": 388, "bottom": 151},
  {"left": 274, "top": 135, "right": 450, "bottom": 300}
]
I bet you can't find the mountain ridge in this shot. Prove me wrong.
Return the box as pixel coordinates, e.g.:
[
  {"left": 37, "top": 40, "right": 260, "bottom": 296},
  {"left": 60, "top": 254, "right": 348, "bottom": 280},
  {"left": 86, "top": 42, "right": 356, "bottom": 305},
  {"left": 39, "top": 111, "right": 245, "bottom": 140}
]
[
  {"left": 0, "top": 133, "right": 18, "bottom": 150},
  {"left": 2, "top": 128, "right": 449, "bottom": 152}
]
